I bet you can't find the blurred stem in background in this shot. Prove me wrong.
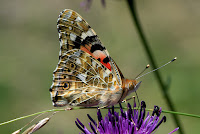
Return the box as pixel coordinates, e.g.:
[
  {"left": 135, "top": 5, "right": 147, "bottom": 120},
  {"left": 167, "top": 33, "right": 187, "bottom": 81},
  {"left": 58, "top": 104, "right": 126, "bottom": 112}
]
[{"left": 126, "top": 0, "right": 184, "bottom": 134}]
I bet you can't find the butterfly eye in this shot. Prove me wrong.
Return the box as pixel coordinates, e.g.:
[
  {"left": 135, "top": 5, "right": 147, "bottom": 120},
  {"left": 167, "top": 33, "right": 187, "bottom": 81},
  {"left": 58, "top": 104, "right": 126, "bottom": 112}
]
[
  {"left": 63, "top": 82, "right": 70, "bottom": 90},
  {"left": 128, "top": 82, "right": 134, "bottom": 88}
]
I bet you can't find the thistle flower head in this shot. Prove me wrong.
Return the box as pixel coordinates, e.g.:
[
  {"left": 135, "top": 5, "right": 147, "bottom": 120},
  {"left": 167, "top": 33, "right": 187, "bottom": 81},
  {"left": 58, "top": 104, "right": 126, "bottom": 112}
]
[
  {"left": 75, "top": 101, "right": 179, "bottom": 134},
  {"left": 80, "top": 0, "right": 106, "bottom": 10}
]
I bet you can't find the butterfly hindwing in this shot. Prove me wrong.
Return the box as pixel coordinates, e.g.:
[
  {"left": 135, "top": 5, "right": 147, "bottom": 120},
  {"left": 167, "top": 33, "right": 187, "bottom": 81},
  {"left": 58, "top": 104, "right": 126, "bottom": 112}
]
[{"left": 50, "top": 9, "right": 124, "bottom": 107}]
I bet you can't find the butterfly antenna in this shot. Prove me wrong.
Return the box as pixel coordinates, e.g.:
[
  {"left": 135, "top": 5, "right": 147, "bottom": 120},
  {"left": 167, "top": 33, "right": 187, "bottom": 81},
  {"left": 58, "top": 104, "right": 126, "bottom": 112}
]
[
  {"left": 136, "top": 57, "right": 177, "bottom": 80},
  {"left": 134, "top": 64, "right": 150, "bottom": 79}
]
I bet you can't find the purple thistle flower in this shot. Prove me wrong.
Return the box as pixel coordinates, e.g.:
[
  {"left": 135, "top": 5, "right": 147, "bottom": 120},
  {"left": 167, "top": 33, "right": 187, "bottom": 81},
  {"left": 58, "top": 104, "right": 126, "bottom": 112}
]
[
  {"left": 80, "top": 0, "right": 106, "bottom": 11},
  {"left": 75, "top": 101, "right": 179, "bottom": 134}
]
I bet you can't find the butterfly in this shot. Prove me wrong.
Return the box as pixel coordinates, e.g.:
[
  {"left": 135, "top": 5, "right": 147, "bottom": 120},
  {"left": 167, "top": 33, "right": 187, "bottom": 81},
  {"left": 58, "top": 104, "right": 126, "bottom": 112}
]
[{"left": 49, "top": 9, "right": 141, "bottom": 108}]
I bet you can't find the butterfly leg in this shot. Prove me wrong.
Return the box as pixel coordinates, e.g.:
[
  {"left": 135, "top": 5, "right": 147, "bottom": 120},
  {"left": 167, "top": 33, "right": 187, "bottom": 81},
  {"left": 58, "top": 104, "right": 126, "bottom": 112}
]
[
  {"left": 65, "top": 107, "right": 72, "bottom": 111},
  {"left": 98, "top": 105, "right": 108, "bottom": 109},
  {"left": 121, "top": 96, "right": 135, "bottom": 103}
]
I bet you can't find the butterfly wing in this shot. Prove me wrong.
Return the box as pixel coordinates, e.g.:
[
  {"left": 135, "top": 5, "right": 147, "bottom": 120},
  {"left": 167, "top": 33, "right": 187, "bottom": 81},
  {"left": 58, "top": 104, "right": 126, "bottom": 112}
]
[{"left": 49, "top": 9, "right": 124, "bottom": 107}]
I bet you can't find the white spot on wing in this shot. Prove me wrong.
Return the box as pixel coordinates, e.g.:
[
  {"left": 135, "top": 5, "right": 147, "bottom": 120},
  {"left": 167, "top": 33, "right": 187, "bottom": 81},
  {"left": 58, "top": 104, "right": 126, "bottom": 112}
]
[
  {"left": 92, "top": 61, "right": 97, "bottom": 68},
  {"left": 86, "top": 29, "right": 95, "bottom": 36},
  {"left": 77, "top": 74, "right": 86, "bottom": 82},
  {"left": 62, "top": 19, "right": 68, "bottom": 22},
  {"left": 81, "top": 32, "right": 87, "bottom": 40},
  {"left": 70, "top": 33, "right": 77, "bottom": 41},
  {"left": 75, "top": 16, "right": 82, "bottom": 22},
  {"left": 64, "top": 11, "right": 72, "bottom": 19},
  {"left": 74, "top": 51, "right": 81, "bottom": 57},
  {"left": 103, "top": 70, "right": 109, "bottom": 78},
  {"left": 59, "top": 42, "right": 63, "bottom": 48},
  {"left": 76, "top": 58, "right": 81, "bottom": 65}
]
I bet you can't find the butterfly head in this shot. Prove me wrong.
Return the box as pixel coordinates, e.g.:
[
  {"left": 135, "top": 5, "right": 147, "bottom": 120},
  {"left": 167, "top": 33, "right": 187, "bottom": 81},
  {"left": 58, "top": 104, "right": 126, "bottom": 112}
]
[
  {"left": 120, "top": 79, "right": 142, "bottom": 101},
  {"left": 126, "top": 79, "right": 141, "bottom": 93}
]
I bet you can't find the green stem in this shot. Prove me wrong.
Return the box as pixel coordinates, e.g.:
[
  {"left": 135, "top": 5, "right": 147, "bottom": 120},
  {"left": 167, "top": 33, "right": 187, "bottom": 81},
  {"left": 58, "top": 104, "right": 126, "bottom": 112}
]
[
  {"left": 0, "top": 109, "right": 65, "bottom": 126},
  {"left": 0, "top": 108, "right": 199, "bottom": 126},
  {"left": 162, "top": 110, "right": 200, "bottom": 118},
  {"left": 126, "top": 0, "right": 184, "bottom": 134}
]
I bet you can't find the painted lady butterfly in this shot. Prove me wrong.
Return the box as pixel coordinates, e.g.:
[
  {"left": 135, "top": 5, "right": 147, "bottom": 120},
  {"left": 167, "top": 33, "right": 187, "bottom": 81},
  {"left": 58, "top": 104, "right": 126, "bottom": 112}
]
[{"left": 49, "top": 9, "right": 141, "bottom": 108}]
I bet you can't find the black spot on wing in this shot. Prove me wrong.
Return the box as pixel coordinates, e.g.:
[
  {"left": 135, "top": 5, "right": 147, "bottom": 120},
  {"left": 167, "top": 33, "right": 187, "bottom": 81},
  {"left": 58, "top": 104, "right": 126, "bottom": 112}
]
[
  {"left": 53, "top": 91, "right": 59, "bottom": 103},
  {"left": 57, "top": 19, "right": 61, "bottom": 26},
  {"left": 82, "top": 35, "right": 97, "bottom": 45},
  {"left": 101, "top": 64, "right": 105, "bottom": 69},
  {"left": 57, "top": 25, "right": 66, "bottom": 33},
  {"left": 73, "top": 36, "right": 82, "bottom": 48},
  {"left": 90, "top": 44, "right": 105, "bottom": 53},
  {"left": 49, "top": 88, "right": 52, "bottom": 92},
  {"left": 103, "top": 56, "right": 110, "bottom": 63},
  {"left": 97, "top": 58, "right": 100, "bottom": 61}
]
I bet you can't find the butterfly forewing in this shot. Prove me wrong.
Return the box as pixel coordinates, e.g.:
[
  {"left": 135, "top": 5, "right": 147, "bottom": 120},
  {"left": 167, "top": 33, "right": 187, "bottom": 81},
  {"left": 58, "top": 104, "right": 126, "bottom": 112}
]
[{"left": 50, "top": 9, "right": 124, "bottom": 107}]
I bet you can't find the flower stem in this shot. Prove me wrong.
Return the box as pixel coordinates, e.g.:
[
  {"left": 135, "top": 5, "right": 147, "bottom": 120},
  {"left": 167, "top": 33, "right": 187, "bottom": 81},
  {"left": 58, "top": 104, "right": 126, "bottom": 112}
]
[
  {"left": 0, "top": 109, "right": 64, "bottom": 126},
  {"left": 162, "top": 110, "right": 200, "bottom": 118},
  {"left": 0, "top": 107, "right": 199, "bottom": 126},
  {"left": 126, "top": 0, "right": 184, "bottom": 134}
]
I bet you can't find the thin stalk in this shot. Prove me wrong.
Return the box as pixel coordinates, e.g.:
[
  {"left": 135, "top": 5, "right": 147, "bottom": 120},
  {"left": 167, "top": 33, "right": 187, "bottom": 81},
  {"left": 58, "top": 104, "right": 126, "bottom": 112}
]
[
  {"left": 162, "top": 110, "right": 200, "bottom": 118},
  {"left": 1, "top": 107, "right": 199, "bottom": 126},
  {"left": 0, "top": 109, "right": 64, "bottom": 126},
  {"left": 126, "top": 0, "right": 184, "bottom": 134}
]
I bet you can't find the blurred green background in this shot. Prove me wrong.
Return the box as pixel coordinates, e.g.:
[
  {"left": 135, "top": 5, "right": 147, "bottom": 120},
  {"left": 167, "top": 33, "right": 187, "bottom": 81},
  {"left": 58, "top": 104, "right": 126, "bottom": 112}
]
[{"left": 0, "top": 0, "right": 200, "bottom": 133}]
